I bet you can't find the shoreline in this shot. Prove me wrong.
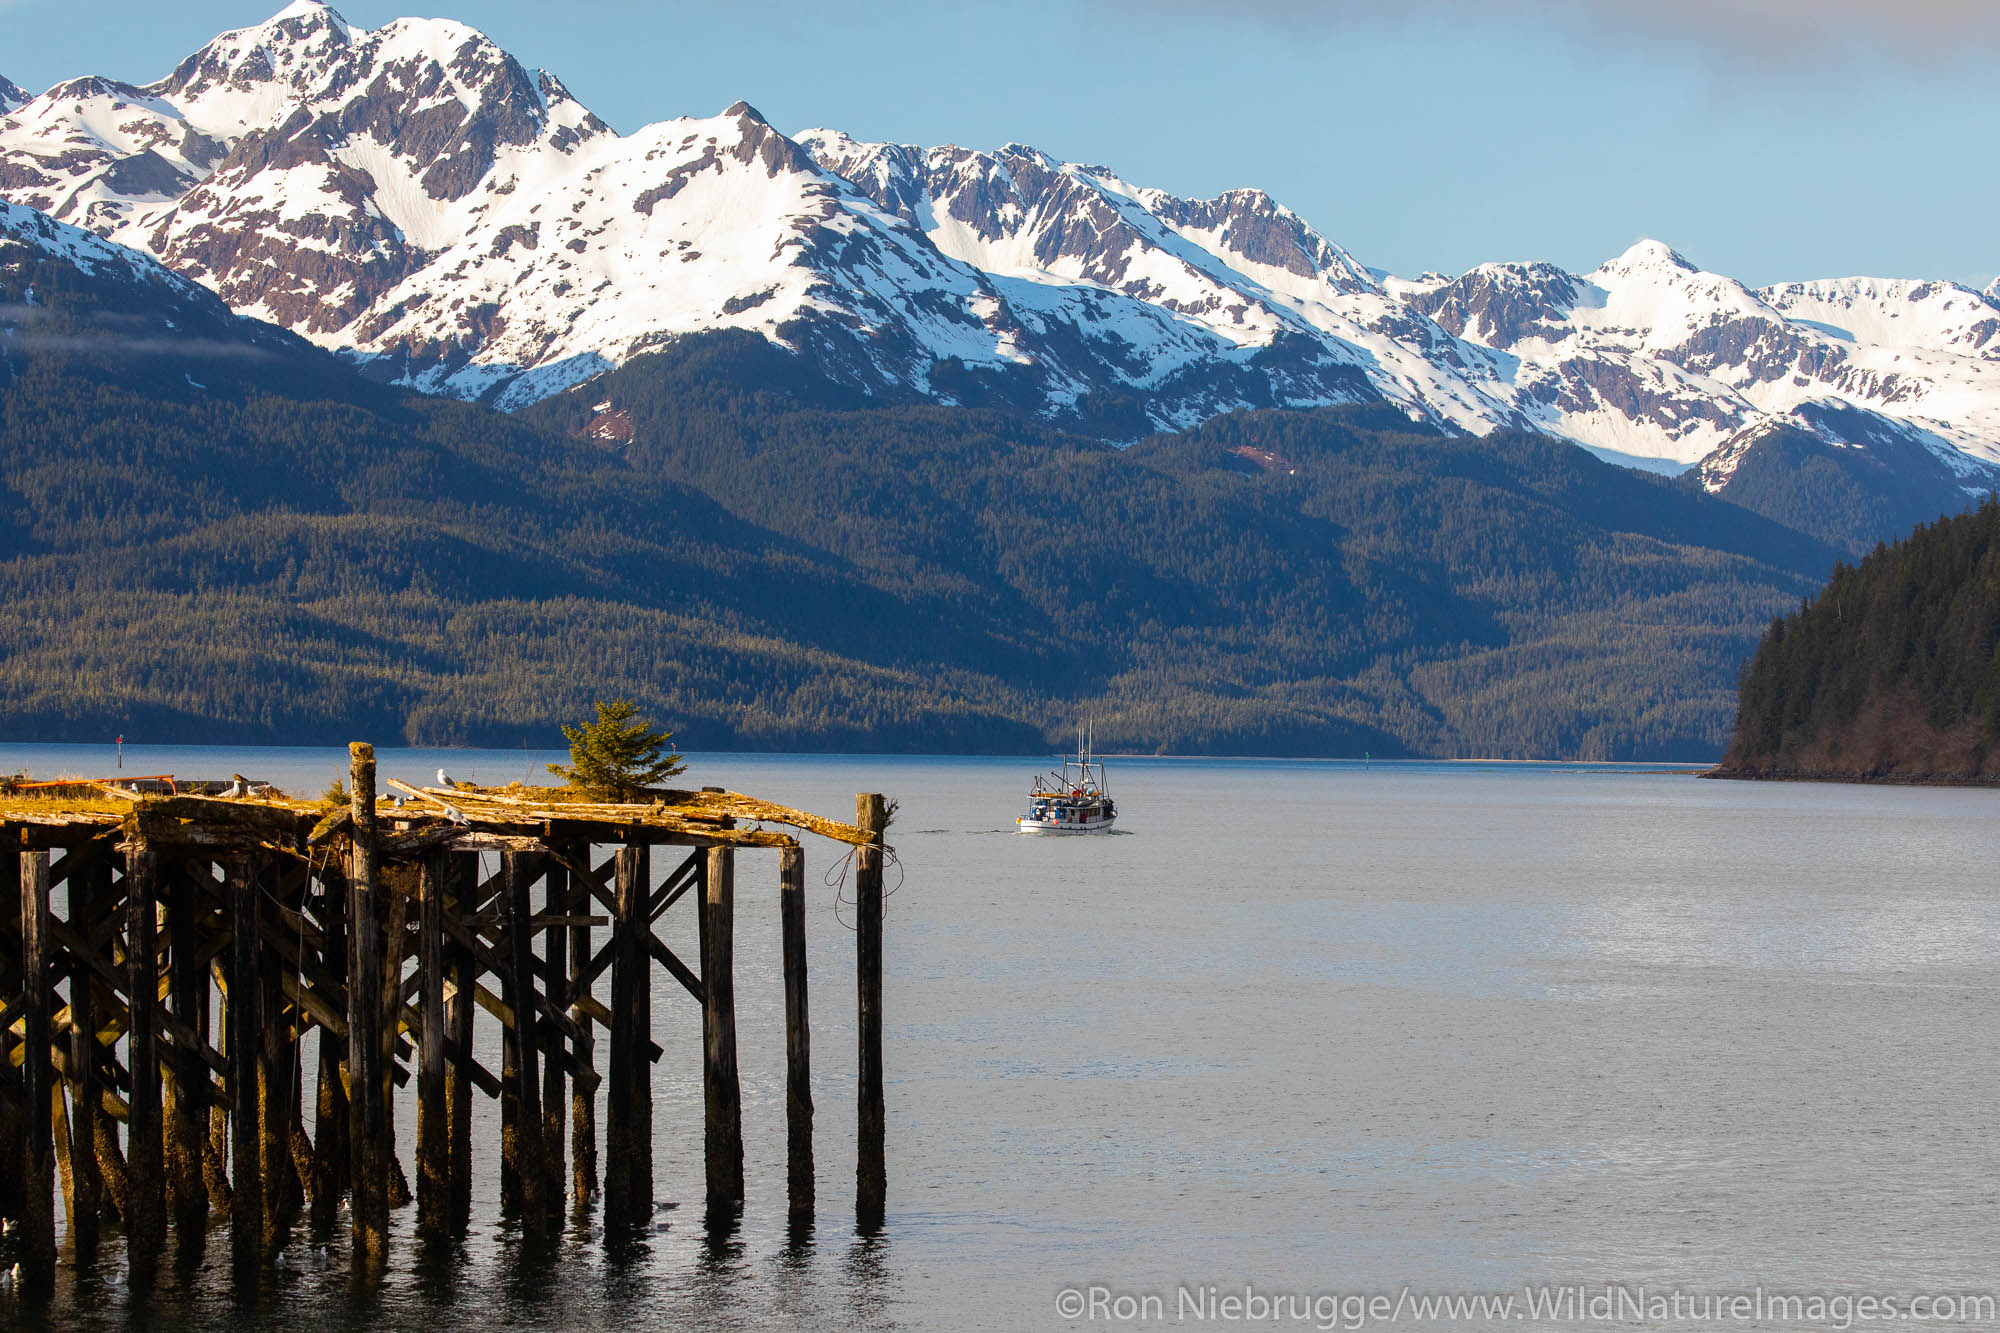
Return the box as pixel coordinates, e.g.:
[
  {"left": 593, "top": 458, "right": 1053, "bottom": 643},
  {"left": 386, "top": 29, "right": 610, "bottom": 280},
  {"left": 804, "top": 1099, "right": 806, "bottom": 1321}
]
[{"left": 1702, "top": 766, "right": 2000, "bottom": 788}]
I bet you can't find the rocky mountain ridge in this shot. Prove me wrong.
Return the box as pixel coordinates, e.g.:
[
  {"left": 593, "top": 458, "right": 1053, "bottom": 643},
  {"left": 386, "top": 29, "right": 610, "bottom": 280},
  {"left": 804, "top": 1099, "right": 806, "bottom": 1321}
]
[{"left": 3, "top": 1, "right": 1997, "bottom": 498}]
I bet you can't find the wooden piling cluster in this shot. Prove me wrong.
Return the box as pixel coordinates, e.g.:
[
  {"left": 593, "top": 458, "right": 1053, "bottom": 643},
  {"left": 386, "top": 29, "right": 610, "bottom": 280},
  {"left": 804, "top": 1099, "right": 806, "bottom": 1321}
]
[{"left": 0, "top": 746, "right": 891, "bottom": 1294}]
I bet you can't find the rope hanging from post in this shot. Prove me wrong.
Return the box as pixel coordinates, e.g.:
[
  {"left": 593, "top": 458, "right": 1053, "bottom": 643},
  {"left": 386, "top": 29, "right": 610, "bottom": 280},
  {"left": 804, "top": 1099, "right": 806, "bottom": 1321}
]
[{"left": 826, "top": 842, "right": 903, "bottom": 931}]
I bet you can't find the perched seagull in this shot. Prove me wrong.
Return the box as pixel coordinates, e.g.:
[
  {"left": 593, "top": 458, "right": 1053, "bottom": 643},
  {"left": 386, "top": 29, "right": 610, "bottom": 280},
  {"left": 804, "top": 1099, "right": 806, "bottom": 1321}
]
[
  {"left": 225, "top": 774, "right": 247, "bottom": 798},
  {"left": 436, "top": 767, "right": 455, "bottom": 788}
]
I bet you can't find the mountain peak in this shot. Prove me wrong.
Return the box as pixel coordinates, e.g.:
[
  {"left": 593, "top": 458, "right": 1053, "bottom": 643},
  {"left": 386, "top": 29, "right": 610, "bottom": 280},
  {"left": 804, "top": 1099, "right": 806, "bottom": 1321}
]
[
  {"left": 723, "top": 100, "right": 769, "bottom": 126},
  {"left": 994, "top": 141, "right": 1059, "bottom": 168},
  {"left": 269, "top": 0, "right": 344, "bottom": 22},
  {"left": 155, "top": 0, "right": 355, "bottom": 107},
  {"left": 1602, "top": 238, "right": 1695, "bottom": 275}
]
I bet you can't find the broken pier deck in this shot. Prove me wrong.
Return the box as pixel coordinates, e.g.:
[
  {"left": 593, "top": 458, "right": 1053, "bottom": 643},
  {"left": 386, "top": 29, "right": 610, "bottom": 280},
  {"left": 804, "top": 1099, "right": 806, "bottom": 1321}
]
[{"left": 0, "top": 743, "right": 892, "bottom": 1295}]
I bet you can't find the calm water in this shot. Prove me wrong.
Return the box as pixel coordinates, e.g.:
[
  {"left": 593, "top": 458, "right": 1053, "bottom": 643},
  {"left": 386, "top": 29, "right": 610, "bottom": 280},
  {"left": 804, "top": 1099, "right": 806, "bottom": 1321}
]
[{"left": 4, "top": 746, "right": 2000, "bottom": 1331}]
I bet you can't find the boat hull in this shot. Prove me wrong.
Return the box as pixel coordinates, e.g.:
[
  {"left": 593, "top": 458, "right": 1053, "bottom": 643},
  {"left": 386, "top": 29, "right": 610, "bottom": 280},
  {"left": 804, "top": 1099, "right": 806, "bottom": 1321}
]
[{"left": 1016, "top": 816, "right": 1116, "bottom": 835}]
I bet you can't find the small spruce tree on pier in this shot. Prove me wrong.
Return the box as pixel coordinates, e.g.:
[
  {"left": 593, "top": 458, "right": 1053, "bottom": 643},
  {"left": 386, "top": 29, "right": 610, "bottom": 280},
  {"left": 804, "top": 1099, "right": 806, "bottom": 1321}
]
[{"left": 549, "top": 699, "right": 686, "bottom": 800}]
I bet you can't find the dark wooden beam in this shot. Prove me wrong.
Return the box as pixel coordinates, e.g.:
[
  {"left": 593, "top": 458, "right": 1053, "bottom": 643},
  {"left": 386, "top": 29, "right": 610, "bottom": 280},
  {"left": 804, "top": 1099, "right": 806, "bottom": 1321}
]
[
  {"left": 855, "top": 793, "right": 888, "bottom": 1231},
  {"left": 345, "top": 743, "right": 388, "bottom": 1267},
  {"left": 68, "top": 849, "right": 105, "bottom": 1255},
  {"left": 702, "top": 846, "right": 742, "bottom": 1212},
  {"left": 416, "top": 852, "right": 448, "bottom": 1236},
  {"left": 604, "top": 845, "right": 651, "bottom": 1234},
  {"left": 227, "top": 855, "right": 262, "bottom": 1276},
  {"left": 781, "top": 844, "right": 813, "bottom": 1224},
  {"left": 19, "top": 850, "right": 56, "bottom": 1290},
  {"left": 125, "top": 848, "right": 165, "bottom": 1289}
]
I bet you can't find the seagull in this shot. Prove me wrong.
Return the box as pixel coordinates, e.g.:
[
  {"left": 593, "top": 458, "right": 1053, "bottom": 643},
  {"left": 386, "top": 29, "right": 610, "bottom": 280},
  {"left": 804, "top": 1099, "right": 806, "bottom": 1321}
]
[
  {"left": 436, "top": 767, "right": 455, "bottom": 789},
  {"left": 225, "top": 774, "right": 247, "bottom": 798}
]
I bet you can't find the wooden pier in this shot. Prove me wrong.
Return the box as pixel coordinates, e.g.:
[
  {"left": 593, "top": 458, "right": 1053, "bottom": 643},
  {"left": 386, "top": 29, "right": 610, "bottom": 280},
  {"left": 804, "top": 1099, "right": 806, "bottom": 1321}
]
[{"left": 0, "top": 744, "right": 892, "bottom": 1295}]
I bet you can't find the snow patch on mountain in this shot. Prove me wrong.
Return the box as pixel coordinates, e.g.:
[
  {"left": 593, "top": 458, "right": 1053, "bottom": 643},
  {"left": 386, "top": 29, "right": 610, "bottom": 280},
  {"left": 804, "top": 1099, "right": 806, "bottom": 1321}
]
[{"left": 0, "top": 197, "right": 201, "bottom": 295}]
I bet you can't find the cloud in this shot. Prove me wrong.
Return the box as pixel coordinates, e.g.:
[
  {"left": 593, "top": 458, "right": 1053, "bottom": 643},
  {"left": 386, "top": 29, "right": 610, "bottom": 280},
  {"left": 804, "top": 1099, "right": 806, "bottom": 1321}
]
[
  {"left": 1125, "top": 0, "right": 2000, "bottom": 60},
  {"left": 0, "top": 306, "right": 275, "bottom": 361}
]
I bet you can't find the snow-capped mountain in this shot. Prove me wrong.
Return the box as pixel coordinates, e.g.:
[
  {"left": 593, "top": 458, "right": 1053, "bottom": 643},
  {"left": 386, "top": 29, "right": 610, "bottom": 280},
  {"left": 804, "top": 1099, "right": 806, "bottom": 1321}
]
[
  {"left": 795, "top": 130, "right": 1526, "bottom": 435},
  {"left": 1407, "top": 244, "right": 2000, "bottom": 472},
  {"left": 3, "top": 1, "right": 1999, "bottom": 493},
  {"left": 0, "top": 78, "right": 27, "bottom": 115}
]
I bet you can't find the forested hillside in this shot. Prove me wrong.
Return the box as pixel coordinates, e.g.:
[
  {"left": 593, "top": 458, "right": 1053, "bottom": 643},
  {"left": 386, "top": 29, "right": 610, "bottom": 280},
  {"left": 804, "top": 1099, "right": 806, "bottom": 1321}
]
[
  {"left": 0, "top": 291, "right": 1840, "bottom": 758},
  {"left": 0, "top": 210, "right": 1849, "bottom": 761},
  {"left": 1681, "top": 405, "right": 1995, "bottom": 557},
  {"left": 1716, "top": 500, "right": 2000, "bottom": 781},
  {"left": 516, "top": 335, "right": 1834, "bottom": 758}
]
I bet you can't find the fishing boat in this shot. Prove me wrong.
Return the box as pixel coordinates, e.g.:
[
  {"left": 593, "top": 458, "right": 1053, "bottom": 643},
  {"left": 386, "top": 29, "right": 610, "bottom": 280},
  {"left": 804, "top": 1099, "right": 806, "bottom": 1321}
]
[{"left": 1017, "top": 727, "right": 1116, "bottom": 835}]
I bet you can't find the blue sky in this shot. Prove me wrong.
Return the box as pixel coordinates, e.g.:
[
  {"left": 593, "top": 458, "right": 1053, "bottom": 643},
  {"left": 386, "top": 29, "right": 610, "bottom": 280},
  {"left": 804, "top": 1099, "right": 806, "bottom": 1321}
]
[{"left": 5, "top": 0, "right": 1994, "bottom": 288}]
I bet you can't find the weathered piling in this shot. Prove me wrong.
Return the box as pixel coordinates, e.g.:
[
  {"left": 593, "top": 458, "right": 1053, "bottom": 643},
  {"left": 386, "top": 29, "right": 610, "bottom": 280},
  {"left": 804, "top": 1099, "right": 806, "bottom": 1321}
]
[
  {"left": 780, "top": 844, "right": 813, "bottom": 1221},
  {"left": 20, "top": 850, "right": 56, "bottom": 1291},
  {"left": 228, "top": 856, "right": 263, "bottom": 1272},
  {"left": 310, "top": 862, "right": 348, "bottom": 1232},
  {"left": 346, "top": 743, "right": 389, "bottom": 1264},
  {"left": 855, "top": 793, "right": 888, "bottom": 1230},
  {"left": 703, "top": 846, "right": 743, "bottom": 1211},
  {"left": 126, "top": 848, "right": 165, "bottom": 1287},
  {"left": 568, "top": 850, "right": 598, "bottom": 1207},
  {"left": 1, "top": 762, "right": 891, "bottom": 1302},
  {"left": 502, "top": 851, "right": 549, "bottom": 1226},
  {"left": 604, "top": 844, "right": 651, "bottom": 1233},
  {"left": 256, "top": 858, "right": 292, "bottom": 1249},
  {"left": 203, "top": 955, "right": 232, "bottom": 1215},
  {"left": 0, "top": 854, "right": 20, "bottom": 1234},
  {"left": 0, "top": 854, "right": 21, "bottom": 1234},
  {"left": 416, "top": 851, "right": 448, "bottom": 1234},
  {"left": 445, "top": 851, "right": 475, "bottom": 1233},
  {"left": 166, "top": 868, "right": 209, "bottom": 1245},
  {"left": 378, "top": 869, "right": 412, "bottom": 1213},
  {"left": 541, "top": 853, "right": 569, "bottom": 1214},
  {"left": 68, "top": 854, "right": 104, "bottom": 1253}
]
